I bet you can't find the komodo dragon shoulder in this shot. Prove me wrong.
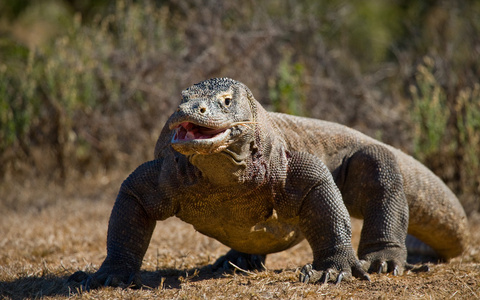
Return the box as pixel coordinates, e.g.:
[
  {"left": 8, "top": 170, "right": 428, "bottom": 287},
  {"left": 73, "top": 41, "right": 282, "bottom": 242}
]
[{"left": 70, "top": 77, "right": 469, "bottom": 288}]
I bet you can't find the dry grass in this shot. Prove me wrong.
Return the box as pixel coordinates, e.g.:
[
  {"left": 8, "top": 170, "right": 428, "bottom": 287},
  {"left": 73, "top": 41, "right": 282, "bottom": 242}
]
[{"left": 1, "top": 174, "right": 479, "bottom": 299}]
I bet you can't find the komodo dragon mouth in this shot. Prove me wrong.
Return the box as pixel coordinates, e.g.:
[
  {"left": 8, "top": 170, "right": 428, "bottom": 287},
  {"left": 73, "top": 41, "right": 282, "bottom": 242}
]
[
  {"left": 170, "top": 120, "right": 256, "bottom": 155},
  {"left": 170, "top": 121, "right": 233, "bottom": 155},
  {"left": 172, "top": 122, "right": 229, "bottom": 142}
]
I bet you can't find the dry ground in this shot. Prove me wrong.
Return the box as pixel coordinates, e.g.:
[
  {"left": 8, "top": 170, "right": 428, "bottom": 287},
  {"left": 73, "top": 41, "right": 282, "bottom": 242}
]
[{"left": 1, "top": 173, "right": 479, "bottom": 299}]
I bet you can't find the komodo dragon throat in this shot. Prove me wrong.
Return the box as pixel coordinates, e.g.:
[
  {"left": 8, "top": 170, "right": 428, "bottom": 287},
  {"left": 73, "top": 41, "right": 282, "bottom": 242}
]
[{"left": 70, "top": 78, "right": 468, "bottom": 288}]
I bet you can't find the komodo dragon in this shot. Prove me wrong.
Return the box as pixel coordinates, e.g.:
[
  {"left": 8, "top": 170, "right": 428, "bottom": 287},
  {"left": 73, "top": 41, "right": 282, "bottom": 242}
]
[{"left": 71, "top": 77, "right": 468, "bottom": 288}]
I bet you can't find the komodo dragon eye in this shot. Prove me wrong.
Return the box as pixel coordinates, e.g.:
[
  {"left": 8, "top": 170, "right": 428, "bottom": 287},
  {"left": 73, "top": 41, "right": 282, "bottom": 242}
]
[{"left": 224, "top": 97, "right": 232, "bottom": 106}]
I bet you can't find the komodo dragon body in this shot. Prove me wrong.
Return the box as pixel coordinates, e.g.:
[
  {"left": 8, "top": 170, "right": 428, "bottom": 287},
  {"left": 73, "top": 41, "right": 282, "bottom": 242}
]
[{"left": 73, "top": 78, "right": 468, "bottom": 288}]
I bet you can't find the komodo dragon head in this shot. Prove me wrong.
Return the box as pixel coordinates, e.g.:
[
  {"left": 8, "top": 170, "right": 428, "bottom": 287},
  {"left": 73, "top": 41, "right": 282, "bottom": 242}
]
[
  {"left": 163, "top": 78, "right": 267, "bottom": 184},
  {"left": 167, "top": 78, "right": 257, "bottom": 156}
]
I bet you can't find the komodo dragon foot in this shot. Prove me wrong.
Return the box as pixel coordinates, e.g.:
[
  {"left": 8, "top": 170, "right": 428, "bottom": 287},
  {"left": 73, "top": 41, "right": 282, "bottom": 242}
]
[
  {"left": 358, "top": 245, "right": 429, "bottom": 276},
  {"left": 299, "top": 253, "right": 371, "bottom": 284},
  {"left": 212, "top": 249, "right": 266, "bottom": 273},
  {"left": 68, "top": 268, "right": 142, "bottom": 290}
]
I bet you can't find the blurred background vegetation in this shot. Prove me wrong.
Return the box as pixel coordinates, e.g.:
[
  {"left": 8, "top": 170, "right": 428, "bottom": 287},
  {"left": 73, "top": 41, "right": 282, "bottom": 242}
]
[{"left": 0, "top": 0, "right": 478, "bottom": 213}]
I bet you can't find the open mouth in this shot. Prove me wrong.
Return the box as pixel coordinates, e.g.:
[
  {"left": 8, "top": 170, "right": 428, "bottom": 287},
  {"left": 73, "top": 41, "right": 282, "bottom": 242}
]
[{"left": 172, "top": 122, "right": 228, "bottom": 142}]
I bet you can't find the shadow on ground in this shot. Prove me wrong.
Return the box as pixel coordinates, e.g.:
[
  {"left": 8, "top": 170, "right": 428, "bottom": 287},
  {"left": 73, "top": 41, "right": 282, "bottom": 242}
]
[{"left": 0, "top": 265, "right": 224, "bottom": 299}]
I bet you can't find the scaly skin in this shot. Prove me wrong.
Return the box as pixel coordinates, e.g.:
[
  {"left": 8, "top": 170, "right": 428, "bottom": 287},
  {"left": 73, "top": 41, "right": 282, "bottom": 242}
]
[{"left": 70, "top": 78, "right": 469, "bottom": 288}]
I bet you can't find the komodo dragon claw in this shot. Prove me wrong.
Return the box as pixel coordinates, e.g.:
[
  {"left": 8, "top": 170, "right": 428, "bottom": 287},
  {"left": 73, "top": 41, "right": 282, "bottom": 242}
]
[{"left": 299, "top": 263, "right": 370, "bottom": 284}]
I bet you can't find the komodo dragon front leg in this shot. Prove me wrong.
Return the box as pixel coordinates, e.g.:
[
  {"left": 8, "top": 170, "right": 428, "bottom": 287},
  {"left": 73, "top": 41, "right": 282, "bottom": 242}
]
[{"left": 70, "top": 159, "right": 172, "bottom": 289}]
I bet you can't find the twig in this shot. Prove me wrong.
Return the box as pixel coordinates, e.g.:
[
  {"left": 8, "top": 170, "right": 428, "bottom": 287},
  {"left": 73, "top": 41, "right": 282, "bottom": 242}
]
[{"left": 228, "top": 261, "right": 257, "bottom": 276}]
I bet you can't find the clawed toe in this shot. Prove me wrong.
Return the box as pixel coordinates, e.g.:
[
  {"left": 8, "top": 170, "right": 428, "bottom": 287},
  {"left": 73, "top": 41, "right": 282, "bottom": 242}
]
[
  {"left": 336, "top": 271, "right": 347, "bottom": 285},
  {"left": 377, "top": 261, "right": 388, "bottom": 274},
  {"left": 393, "top": 266, "right": 399, "bottom": 276},
  {"left": 299, "top": 264, "right": 349, "bottom": 284},
  {"left": 299, "top": 264, "right": 315, "bottom": 283}
]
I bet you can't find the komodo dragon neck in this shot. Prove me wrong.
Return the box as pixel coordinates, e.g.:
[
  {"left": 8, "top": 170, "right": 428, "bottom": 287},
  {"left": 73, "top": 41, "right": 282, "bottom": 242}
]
[
  {"left": 188, "top": 134, "right": 255, "bottom": 185},
  {"left": 189, "top": 103, "right": 281, "bottom": 186}
]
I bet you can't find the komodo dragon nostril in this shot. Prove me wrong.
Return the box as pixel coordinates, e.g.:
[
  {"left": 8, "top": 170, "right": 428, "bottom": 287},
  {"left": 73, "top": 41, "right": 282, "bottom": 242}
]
[{"left": 200, "top": 106, "right": 206, "bottom": 114}]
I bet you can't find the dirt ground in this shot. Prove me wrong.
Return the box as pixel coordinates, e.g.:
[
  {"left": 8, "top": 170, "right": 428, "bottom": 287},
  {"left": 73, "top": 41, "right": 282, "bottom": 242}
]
[{"left": 1, "top": 174, "right": 479, "bottom": 299}]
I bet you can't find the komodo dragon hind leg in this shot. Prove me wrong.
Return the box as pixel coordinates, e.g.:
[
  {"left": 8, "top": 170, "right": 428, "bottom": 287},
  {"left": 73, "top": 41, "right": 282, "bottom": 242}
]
[
  {"left": 341, "top": 144, "right": 409, "bottom": 275},
  {"left": 212, "top": 249, "right": 266, "bottom": 273}
]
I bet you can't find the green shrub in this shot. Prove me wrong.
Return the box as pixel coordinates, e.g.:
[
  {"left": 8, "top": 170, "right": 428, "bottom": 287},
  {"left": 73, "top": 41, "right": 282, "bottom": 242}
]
[
  {"left": 410, "top": 57, "right": 480, "bottom": 212},
  {"left": 410, "top": 57, "right": 450, "bottom": 161},
  {"left": 0, "top": 0, "right": 181, "bottom": 177},
  {"left": 455, "top": 84, "right": 480, "bottom": 209},
  {"left": 268, "top": 51, "right": 307, "bottom": 116}
]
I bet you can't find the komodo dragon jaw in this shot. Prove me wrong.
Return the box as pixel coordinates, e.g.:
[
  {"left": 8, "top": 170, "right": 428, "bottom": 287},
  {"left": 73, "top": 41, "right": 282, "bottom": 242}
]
[
  {"left": 170, "top": 121, "right": 233, "bottom": 155},
  {"left": 173, "top": 122, "right": 229, "bottom": 141}
]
